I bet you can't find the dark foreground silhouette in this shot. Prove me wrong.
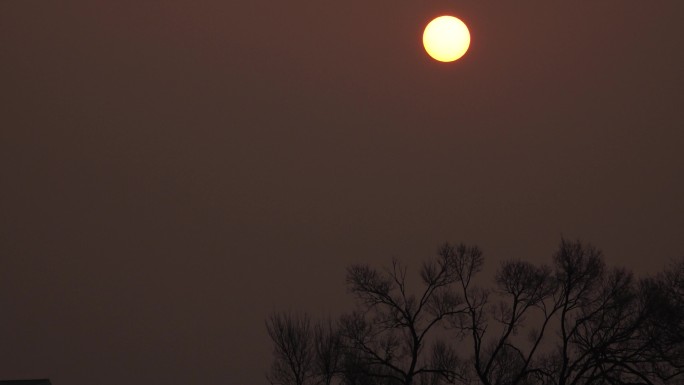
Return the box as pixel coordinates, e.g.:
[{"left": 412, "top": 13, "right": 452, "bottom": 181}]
[{"left": 266, "top": 239, "right": 683, "bottom": 385}]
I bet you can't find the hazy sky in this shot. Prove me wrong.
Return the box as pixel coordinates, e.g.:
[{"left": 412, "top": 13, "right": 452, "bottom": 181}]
[{"left": 1, "top": 1, "right": 683, "bottom": 384}]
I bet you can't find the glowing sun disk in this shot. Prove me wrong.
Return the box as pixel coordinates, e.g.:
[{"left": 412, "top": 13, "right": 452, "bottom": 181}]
[{"left": 423, "top": 16, "right": 470, "bottom": 62}]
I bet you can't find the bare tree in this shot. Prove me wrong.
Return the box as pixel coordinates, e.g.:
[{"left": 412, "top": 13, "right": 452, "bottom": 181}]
[
  {"left": 267, "top": 312, "right": 348, "bottom": 385},
  {"left": 633, "top": 258, "right": 684, "bottom": 383},
  {"left": 655, "top": 258, "right": 684, "bottom": 379},
  {"left": 339, "top": 244, "right": 474, "bottom": 385},
  {"left": 266, "top": 312, "right": 315, "bottom": 385},
  {"left": 265, "top": 240, "right": 683, "bottom": 385},
  {"left": 314, "top": 318, "right": 344, "bottom": 385},
  {"left": 541, "top": 241, "right": 680, "bottom": 385},
  {"left": 455, "top": 238, "right": 683, "bottom": 385},
  {"left": 453, "top": 243, "right": 557, "bottom": 385}
]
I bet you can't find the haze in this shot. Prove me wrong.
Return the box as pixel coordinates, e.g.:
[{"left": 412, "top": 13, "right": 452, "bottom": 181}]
[{"left": 1, "top": 1, "right": 683, "bottom": 384}]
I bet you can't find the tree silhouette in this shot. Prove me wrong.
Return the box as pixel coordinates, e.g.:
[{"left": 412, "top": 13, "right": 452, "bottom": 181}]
[
  {"left": 265, "top": 239, "right": 684, "bottom": 385},
  {"left": 266, "top": 312, "right": 315, "bottom": 385},
  {"left": 339, "top": 245, "right": 474, "bottom": 385},
  {"left": 455, "top": 239, "right": 684, "bottom": 385},
  {"left": 635, "top": 258, "right": 684, "bottom": 383},
  {"left": 266, "top": 312, "right": 348, "bottom": 385},
  {"left": 314, "top": 318, "right": 343, "bottom": 385}
]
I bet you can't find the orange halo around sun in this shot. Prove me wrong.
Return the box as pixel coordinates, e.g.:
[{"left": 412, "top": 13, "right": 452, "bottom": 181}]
[{"left": 423, "top": 16, "right": 470, "bottom": 62}]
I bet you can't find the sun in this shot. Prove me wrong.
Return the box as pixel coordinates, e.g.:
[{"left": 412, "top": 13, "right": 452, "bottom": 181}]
[{"left": 423, "top": 16, "right": 471, "bottom": 62}]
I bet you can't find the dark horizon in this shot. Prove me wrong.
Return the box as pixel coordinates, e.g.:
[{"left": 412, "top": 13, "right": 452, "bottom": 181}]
[{"left": 1, "top": 1, "right": 683, "bottom": 384}]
